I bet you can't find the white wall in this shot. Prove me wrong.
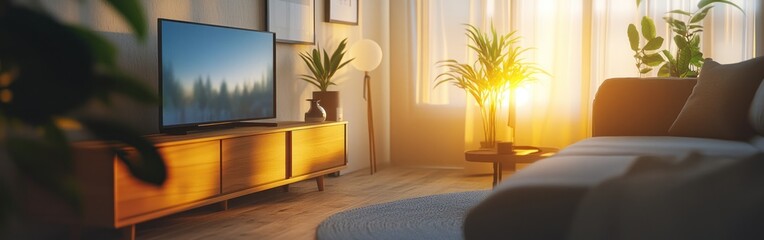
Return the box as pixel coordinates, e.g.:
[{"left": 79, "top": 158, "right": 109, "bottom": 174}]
[
  {"left": 30, "top": 0, "right": 390, "bottom": 174},
  {"left": 388, "top": 1, "right": 474, "bottom": 170}
]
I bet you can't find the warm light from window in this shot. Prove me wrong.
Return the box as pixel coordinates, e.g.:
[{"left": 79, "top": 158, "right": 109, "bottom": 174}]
[
  {"left": 501, "top": 84, "right": 533, "bottom": 107},
  {"left": 515, "top": 85, "right": 533, "bottom": 107},
  {"left": 486, "top": 0, "right": 495, "bottom": 19}
]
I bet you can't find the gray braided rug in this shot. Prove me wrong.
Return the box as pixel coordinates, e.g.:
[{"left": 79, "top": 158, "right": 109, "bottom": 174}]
[{"left": 316, "top": 190, "right": 490, "bottom": 240}]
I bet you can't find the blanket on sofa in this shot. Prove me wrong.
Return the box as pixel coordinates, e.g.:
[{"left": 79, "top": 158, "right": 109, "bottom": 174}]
[{"left": 568, "top": 152, "right": 764, "bottom": 239}]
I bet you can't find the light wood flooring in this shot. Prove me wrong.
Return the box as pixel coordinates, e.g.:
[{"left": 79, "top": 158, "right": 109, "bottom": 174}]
[{"left": 136, "top": 167, "right": 493, "bottom": 240}]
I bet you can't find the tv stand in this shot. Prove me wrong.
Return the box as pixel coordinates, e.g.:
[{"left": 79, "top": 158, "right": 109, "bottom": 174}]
[
  {"left": 163, "top": 121, "right": 280, "bottom": 135},
  {"left": 54, "top": 121, "right": 347, "bottom": 240},
  {"left": 234, "top": 121, "right": 279, "bottom": 127}
]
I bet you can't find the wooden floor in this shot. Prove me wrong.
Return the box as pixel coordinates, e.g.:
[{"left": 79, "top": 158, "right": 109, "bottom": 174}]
[{"left": 135, "top": 167, "right": 493, "bottom": 240}]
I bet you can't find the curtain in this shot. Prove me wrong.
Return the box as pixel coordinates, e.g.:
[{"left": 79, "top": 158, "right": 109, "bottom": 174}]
[{"left": 408, "top": 0, "right": 758, "bottom": 151}]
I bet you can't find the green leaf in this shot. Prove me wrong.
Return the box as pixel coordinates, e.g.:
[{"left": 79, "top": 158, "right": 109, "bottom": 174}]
[
  {"left": 435, "top": 24, "right": 543, "bottom": 114},
  {"left": 644, "top": 37, "right": 664, "bottom": 51},
  {"left": 103, "top": 0, "right": 147, "bottom": 40},
  {"left": 662, "top": 50, "right": 676, "bottom": 63},
  {"left": 690, "top": 6, "right": 714, "bottom": 23},
  {"left": 640, "top": 67, "right": 653, "bottom": 74},
  {"left": 628, "top": 24, "right": 640, "bottom": 51},
  {"left": 658, "top": 64, "right": 671, "bottom": 77},
  {"left": 68, "top": 26, "right": 117, "bottom": 67},
  {"left": 690, "top": 35, "right": 701, "bottom": 46},
  {"left": 0, "top": 6, "right": 95, "bottom": 124},
  {"left": 299, "top": 75, "right": 322, "bottom": 90},
  {"left": 299, "top": 38, "right": 353, "bottom": 91},
  {"left": 697, "top": 0, "right": 744, "bottom": 13},
  {"left": 674, "top": 35, "right": 689, "bottom": 49},
  {"left": 643, "top": 53, "right": 665, "bottom": 66},
  {"left": 663, "top": 17, "right": 688, "bottom": 35},
  {"left": 677, "top": 48, "right": 693, "bottom": 76},
  {"left": 636, "top": 0, "right": 642, "bottom": 7},
  {"left": 641, "top": 16, "right": 657, "bottom": 40},
  {"left": 668, "top": 10, "right": 692, "bottom": 16},
  {"left": 80, "top": 119, "right": 166, "bottom": 186}
]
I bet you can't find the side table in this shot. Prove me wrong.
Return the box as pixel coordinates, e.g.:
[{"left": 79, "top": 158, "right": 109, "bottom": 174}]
[{"left": 465, "top": 146, "right": 558, "bottom": 186}]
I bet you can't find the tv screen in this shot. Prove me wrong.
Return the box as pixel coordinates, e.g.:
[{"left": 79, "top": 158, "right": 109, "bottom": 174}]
[{"left": 158, "top": 19, "right": 276, "bottom": 132}]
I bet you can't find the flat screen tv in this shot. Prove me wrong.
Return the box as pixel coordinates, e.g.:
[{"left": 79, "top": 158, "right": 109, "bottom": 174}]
[{"left": 158, "top": 19, "right": 276, "bottom": 134}]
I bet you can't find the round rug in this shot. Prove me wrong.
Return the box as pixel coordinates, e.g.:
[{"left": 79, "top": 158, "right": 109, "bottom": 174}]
[{"left": 316, "top": 190, "right": 489, "bottom": 240}]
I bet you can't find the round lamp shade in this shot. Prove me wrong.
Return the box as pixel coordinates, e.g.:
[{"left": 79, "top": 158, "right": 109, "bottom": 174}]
[{"left": 349, "top": 39, "right": 382, "bottom": 72}]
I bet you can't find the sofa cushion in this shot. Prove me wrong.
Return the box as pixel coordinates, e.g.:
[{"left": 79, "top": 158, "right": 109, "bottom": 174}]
[
  {"left": 568, "top": 153, "right": 764, "bottom": 239},
  {"left": 750, "top": 79, "right": 764, "bottom": 135},
  {"left": 668, "top": 57, "right": 764, "bottom": 140},
  {"left": 556, "top": 136, "right": 759, "bottom": 159},
  {"left": 464, "top": 155, "right": 641, "bottom": 240}
]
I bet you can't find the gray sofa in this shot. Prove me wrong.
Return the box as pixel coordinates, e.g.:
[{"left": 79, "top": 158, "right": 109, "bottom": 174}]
[{"left": 464, "top": 60, "right": 764, "bottom": 239}]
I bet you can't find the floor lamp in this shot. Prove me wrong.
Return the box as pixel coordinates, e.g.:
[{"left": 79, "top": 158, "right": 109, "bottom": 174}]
[{"left": 350, "top": 39, "right": 382, "bottom": 174}]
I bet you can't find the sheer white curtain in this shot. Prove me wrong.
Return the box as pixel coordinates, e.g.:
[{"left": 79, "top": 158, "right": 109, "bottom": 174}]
[
  {"left": 511, "top": 0, "right": 588, "bottom": 148},
  {"left": 409, "top": 0, "right": 758, "bottom": 150}
]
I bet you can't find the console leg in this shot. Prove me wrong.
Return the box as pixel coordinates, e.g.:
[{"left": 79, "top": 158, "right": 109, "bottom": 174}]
[
  {"left": 316, "top": 176, "right": 325, "bottom": 191},
  {"left": 492, "top": 162, "right": 499, "bottom": 187},
  {"left": 219, "top": 200, "right": 229, "bottom": 211},
  {"left": 497, "top": 162, "right": 503, "bottom": 182},
  {"left": 122, "top": 225, "right": 135, "bottom": 240}
]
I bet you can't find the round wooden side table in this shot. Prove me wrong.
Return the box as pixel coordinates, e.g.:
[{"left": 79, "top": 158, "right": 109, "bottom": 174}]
[{"left": 465, "top": 146, "right": 558, "bottom": 187}]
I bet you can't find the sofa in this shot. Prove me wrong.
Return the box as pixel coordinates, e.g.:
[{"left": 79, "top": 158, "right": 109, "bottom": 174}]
[{"left": 464, "top": 57, "right": 764, "bottom": 239}]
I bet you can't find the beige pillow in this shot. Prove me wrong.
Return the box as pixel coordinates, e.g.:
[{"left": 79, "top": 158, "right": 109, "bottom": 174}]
[{"left": 669, "top": 57, "right": 764, "bottom": 140}]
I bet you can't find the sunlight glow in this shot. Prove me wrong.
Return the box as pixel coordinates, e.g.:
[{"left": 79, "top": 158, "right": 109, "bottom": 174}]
[
  {"left": 501, "top": 84, "right": 533, "bottom": 107},
  {"left": 486, "top": 0, "right": 495, "bottom": 19},
  {"left": 515, "top": 85, "right": 533, "bottom": 107}
]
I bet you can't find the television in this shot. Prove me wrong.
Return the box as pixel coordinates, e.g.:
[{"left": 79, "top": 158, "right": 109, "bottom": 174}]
[{"left": 158, "top": 19, "right": 276, "bottom": 134}]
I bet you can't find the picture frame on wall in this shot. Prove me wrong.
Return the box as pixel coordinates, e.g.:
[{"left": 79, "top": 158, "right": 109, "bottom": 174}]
[
  {"left": 267, "top": 0, "right": 315, "bottom": 44},
  {"left": 326, "top": 0, "right": 358, "bottom": 25}
]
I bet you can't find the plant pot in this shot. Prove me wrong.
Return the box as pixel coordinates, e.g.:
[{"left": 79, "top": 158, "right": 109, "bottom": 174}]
[
  {"left": 480, "top": 141, "right": 496, "bottom": 149},
  {"left": 497, "top": 141, "right": 514, "bottom": 154},
  {"left": 304, "top": 99, "right": 326, "bottom": 122},
  {"left": 313, "top": 91, "right": 339, "bottom": 121}
]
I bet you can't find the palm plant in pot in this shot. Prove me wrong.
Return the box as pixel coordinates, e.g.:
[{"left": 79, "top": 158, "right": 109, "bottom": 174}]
[
  {"left": 435, "top": 24, "right": 544, "bottom": 149},
  {"left": 299, "top": 38, "right": 354, "bottom": 121}
]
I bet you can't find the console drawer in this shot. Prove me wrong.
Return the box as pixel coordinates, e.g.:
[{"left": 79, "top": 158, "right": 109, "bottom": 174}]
[
  {"left": 291, "top": 125, "right": 346, "bottom": 177},
  {"left": 114, "top": 141, "right": 220, "bottom": 219},
  {"left": 221, "top": 133, "right": 287, "bottom": 193}
]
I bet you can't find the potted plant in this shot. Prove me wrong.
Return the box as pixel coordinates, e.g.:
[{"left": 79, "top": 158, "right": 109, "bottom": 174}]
[
  {"left": 298, "top": 38, "right": 354, "bottom": 121},
  {"left": 628, "top": 0, "right": 743, "bottom": 77},
  {"left": 435, "top": 24, "right": 544, "bottom": 149},
  {"left": 0, "top": 0, "right": 165, "bottom": 228}
]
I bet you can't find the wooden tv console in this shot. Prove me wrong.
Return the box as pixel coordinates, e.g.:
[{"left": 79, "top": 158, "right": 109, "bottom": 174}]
[{"left": 66, "top": 121, "right": 347, "bottom": 239}]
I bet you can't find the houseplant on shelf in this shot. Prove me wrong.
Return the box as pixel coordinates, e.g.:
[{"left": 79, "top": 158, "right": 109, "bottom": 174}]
[
  {"left": 628, "top": 0, "right": 743, "bottom": 77},
  {"left": 435, "top": 24, "right": 545, "bottom": 149},
  {"left": 0, "top": 0, "right": 165, "bottom": 230},
  {"left": 298, "top": 38, "right": 354, "bottom": 121}
]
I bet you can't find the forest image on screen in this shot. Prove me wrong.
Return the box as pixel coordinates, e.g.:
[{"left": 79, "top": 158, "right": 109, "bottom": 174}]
[{"left": 161, "top": 20, "right": 274, "bottom": 127}]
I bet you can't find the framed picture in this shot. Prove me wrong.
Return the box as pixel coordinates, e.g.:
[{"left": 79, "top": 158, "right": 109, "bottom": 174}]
[
  {"left": 267, "top": 0, "right": 315, "bottom": 44},
  {"left": 326, "top": 0, "right": 358, "bottom": 25}
]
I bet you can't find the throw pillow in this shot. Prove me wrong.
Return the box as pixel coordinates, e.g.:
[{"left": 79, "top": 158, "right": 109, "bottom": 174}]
[
  {"left": 750, "top": 79, "right": 764, "bottom": 135},
  {"left": 669, "top": 57, "right": 764, "bottom": 140}
]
